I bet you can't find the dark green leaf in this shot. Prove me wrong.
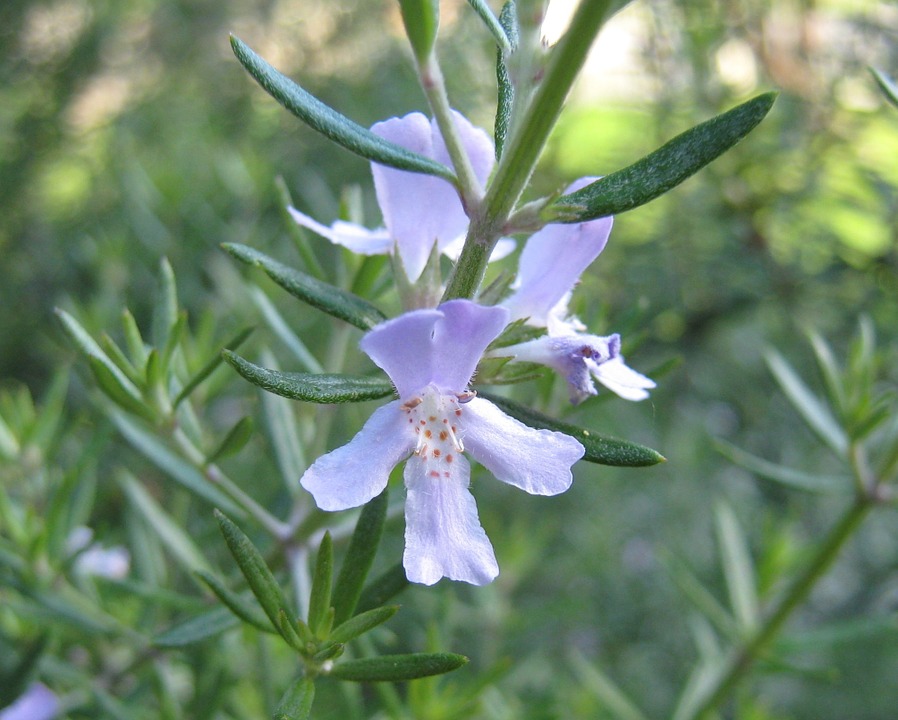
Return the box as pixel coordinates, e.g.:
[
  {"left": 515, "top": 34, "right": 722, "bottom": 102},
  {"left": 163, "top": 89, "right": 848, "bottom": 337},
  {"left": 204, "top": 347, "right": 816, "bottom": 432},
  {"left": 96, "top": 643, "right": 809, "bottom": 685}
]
[
  {"left": 230, "top": 36, "right": 455, "bottom": 182},
  {"left": 398, "top": 0, "right": 439, "bottom": 62},
  {"left": 308, "top": 532, "right": 334, "bottom": 637},
  {"left": 207, "top": 416, "right": 255, "bottom": 463},
  {"left": 494, "top": 1, "right": 517, "bottom": 159},
  {"left": 311, "top": 642, "right": 344, "bottom": 662},
  {"left": 480, "top": 392, "right": 666, "bottom": 466},
  {"left": 153, "top": 606, "right": 241, "bottom": 648},
  {"left": 274, "top": 677, "right": 315, "bottom": 720},
  {"left": 547, "top": 92, "right": 777, "bottom": 222},
  {"left": 195, "top": 569, "right": 274, "bottom": 633},
  {"left": 223, "top": 351, "right": 394, "bottom": 404},
  {"left": 871, "top": 67, "right": 898, "bottom": 109},
  {"left": 330, "top": 605, "right": 400, "bottom": 645},
  {"left": 99, "top": 332, "right": 143, "bottom": 387},
  {"left": 222, "top": 243, "right": 387, "bottom": 330},
  {"left": 330, "top": 652, "right": 468, "bottom": 682},
  {"left": 332, "top": 489, "right": 389, "bottom": 625},
  {"left": 357, "top": 563, "right": 410, "bottom": 614},
  {"left": 215, "top": 511, "right": 297, "bottom": 647},
  {"left": 174, "top": 327, "right": 254, "bottom": 408}
]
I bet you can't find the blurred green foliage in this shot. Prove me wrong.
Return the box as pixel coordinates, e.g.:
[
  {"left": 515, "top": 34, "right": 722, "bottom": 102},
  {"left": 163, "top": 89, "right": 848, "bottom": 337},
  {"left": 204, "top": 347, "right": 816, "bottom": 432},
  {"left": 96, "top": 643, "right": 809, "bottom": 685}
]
[{"left": 2, "top": 0, "right": 898, "bottom": 718}]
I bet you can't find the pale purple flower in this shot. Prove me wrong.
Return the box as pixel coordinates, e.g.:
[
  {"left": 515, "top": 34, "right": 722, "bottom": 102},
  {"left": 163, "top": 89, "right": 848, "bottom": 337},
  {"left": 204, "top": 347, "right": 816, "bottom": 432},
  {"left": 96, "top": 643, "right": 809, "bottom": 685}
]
[
  {"left": 0, "top": 683, "right": 60, "bottom": 720},
  {"left": 289, "top": 111, "right": 513, "bottom": 282},
  {"left": 300, "top": 300, "right": 584, "bottom": 585},
  {"left": 66, "top": 526, "right": 130, "bottom": 579},
  {"left": 499, "top": 178, "right": 655, "bottom": 403}
]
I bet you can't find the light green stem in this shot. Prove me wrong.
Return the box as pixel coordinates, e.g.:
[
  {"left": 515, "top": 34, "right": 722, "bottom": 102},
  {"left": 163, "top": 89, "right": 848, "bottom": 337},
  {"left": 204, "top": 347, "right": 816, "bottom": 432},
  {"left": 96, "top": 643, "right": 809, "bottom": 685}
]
[
  {"left": 686, "top": 496, "right": 874, "bottom": 719},
  {"left": 442, "top": 0, "right": 615, "bottom": 300}
]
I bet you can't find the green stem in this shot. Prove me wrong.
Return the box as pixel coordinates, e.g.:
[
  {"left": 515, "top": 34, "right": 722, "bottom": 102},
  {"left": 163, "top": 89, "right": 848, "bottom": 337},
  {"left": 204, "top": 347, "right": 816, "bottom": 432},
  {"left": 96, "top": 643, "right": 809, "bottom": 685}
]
[
  {"left": 687, "top": 496, "right": 874, "bottom": 719},
  {"left": 442, "top": 0, "right": 614, "bottom": 300},
  {"left": 420, "top": 54, "right": 483, "bottom": 209}
]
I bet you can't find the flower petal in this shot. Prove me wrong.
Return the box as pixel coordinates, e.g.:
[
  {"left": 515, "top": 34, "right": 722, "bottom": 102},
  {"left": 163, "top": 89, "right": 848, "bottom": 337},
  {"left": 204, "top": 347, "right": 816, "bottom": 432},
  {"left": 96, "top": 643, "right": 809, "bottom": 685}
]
[
  {"left": 591, "top": 356, "right": 656, "bottom": 401},
  {"left": 431, "top": 300, "right": 509, "bottom": 391},
  {"left": 300, "top": 401, "right": 413, "bottom": 510},
  {"left": 0, "top": 683, "right": 60, "bottom": 720},
  {"left": 462, "top": 397, "right": 584, "bottom": 495},
  {"left": 430, "top": 110, "right": 495, "bottom": 190},
  {"left": 371, "top": 113, "right": 467, "bottom": 281},
  {"left": 360, "top": 301, "right": 509, "bottom": 398},
  {"left": 403, "top": 453, "right": 498, "bottom": 585},
  {"left": 287, "top": 207, "right": 393, "bottom": 255},
  {"left": 503, "top": 177, "right": 612, "bottom": 326}
]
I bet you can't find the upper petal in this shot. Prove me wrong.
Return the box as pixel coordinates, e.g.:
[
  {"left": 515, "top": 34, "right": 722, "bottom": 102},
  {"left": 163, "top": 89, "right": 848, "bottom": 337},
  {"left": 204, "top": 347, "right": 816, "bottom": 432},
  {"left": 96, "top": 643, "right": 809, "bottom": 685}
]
[
  {"left": 503, "top": 177, "right": 612, "bottom": 326},
  {"left": 287, "top": 207, "right": 393, "bottom": 255},
  {"left": 402, "top": 453, "right": 498, "bottom": 585},
  {"left": 360, "top": 301, "right": 509, "bottom": 398},
  {"left": 461, "top": 397, "right": 584, "bottom": 495},
  {"left": 300, "top": 401, "right": 413, "bottom": 510},
  {"left": 371, "top": 113, "right": 468, "bottom": 281}
]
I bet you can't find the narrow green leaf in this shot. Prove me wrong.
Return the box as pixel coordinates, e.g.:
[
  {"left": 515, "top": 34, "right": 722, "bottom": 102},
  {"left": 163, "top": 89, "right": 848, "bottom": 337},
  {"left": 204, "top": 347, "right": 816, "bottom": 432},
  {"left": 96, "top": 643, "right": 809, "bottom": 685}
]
[
  {"left": 357, "top": 563, "right": 410, "bottom": 614},
  {"left": 173, "top": 326, "right": 254, "bottom": 408},
  {"left": 807, "top": 329, "right": 846, "bottom": 416},
  {"left": 110, "top": 410, "right": 245, "bottom": 516},
  {"left": 569, "top": 649, "right": 650, "bottom": 720},
  {"left": 274, "top": 677, "right": 315, "bottom": 720},
  {"left": 249, "top": 287, "right": 323, "bottom": 373},
  {"left": 399, "top": 0, "right": 440, "bottom": 62},
  {"left": 660, "top": 551, "right": 739, "bottom": 641},
  {"left": 121, "top": 308, "right": 149, "bottom": 369},
  {"left": 153, "top": 606, "right": 241, "bottom": 648},
  {"left": 308, "top": 532, "right": 334, "bottom": 637},
  {"left": 765, "top": 349, "right": 848, "bottom": 456},
  {"left": 331, "top": 653, "right": 468, "bottom": 682},
  {"left": 715, "top": 502, "right": 759, "bottom": 631},
  {"left": 223, "top": 243, "right": 387, "bottom": 330},
  {"left": 88, "top": 356, "right": 155, "bottom": 422},
  {"left": 153, "top": 257, "right": 179, "bottom": 348},
  {"left": 276, "top": 176, "right": 327, "bottom": 280},
  {"left": 160, "top": 310, "right": 188, "bottom": 374},
  {"left": 195, "top": 569, "right": 274, "bottom": 633},
  {"left": 330, "top": 605, "right": 400, "bottom": 645},
  {"left": 332, "top": 489, "right": 389, "bottom": 626},
  {"left": 215, "top": 511, "right": 295, "bottom": 645},
  {"left": 494, "top": 1, "right": 518, "bottom": 159},
  {"left": 207, "top": 416, "right": 255, "bottom": 464},
  {"left": 469, "top": 0, "right": 512, "bottom": 51},
  {"left": 230, "top": 36, "right": 455, "bottom": 182},
  {"left": 548, "top": 92, "right": 777, "bottom": 222},
  {"left": 258, "top": 350, "right": 307, "bottom": 488},
  {"left": 99, "top": 332, "right": 143, "bottom": 387},
  {"left": 870, "top": 67, "right": 898, "bottom": 109},
  {"left": 311, "top": 641, "right": 344, "bottom": 662},
  {"left": 714, "top": 438, "right": 849, "bottom": 494},
  {"left": 480, "top": 392, "right": 666, "bottom": 466},
  {"left": 119, "top": 471, "right": 213, "bottom": 574},
  {"left": 224, "top": 351, "right": 394, "bottom": 404}
]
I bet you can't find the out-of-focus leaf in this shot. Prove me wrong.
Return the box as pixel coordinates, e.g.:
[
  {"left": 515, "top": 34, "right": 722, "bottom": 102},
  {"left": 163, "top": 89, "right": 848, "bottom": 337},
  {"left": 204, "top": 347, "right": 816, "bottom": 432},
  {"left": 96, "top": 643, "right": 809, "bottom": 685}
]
[
  {"left": 223, "top": 243, "right": 387, "bottom": 330},
  {"left": 119, "top": 471, "right": 213, "bottom": 574},
  {"left": 206, "top": 416, "right": 254, "bottom": 463},
  {"left": 258, "top": 350, "right": 307, "bottom": 489},
  {"left": 88, "top": 356, "right": 155, "bottom": 422},
  {"left": 714, "top": 438, "right": 849, "bottom": 494},
  {"left": 480, "top": 392, "right": 666, "bottom": 466},
  {"left": 153, "top": 257, "right": 179, "bottom": 348},
  {"left": 569, "top": 649, "right": 650, "bottom": 720},
  {"left": 153, "top": 606, "right": 241, "bottom": 647},
  {"left": 224, "top": 352, "right": 394, "bottom": 404},
  {"left": 110, "top": 410, "right": 244, "bottom": 516},
  {"left": 121, "top": 308, "right": 149, "bottom": 369},
  {"left": 307, "top": 532, "right": 334, "bottom": 638},
  {"left": 274, "top": 677, "right": 315, "bottom": 720},
  {"left": 765, "top": 349, "right": 848, "bottom": 456},
  {"left": 230, "top": 36, "right": 455, "bottom": 182},
  {"left": 329, "top": 605, "right": 399, "bottom": 645},
  {"left": 332, "top": 489, "right": 388, "bottom": 626},
  {"left": 871, "top": 67, "right": 898, "bottom": 109},
  {"left": 248, "top": 287, "right": 323, "bottom": 373},
  {"left": 330, "top": 653, "right": 468, "bottom": 682},
  {"left": 547, "top": 93, "right": 777, "bottom": 222},
  {"left": 715, "top": 502, "right": 759, "bottom": 631},
  {"left": 195, "top": 569, "right": 274, "bottom": 633},
  {"left": 173, "top": 327, "right": 254, "bottom": 408}
]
